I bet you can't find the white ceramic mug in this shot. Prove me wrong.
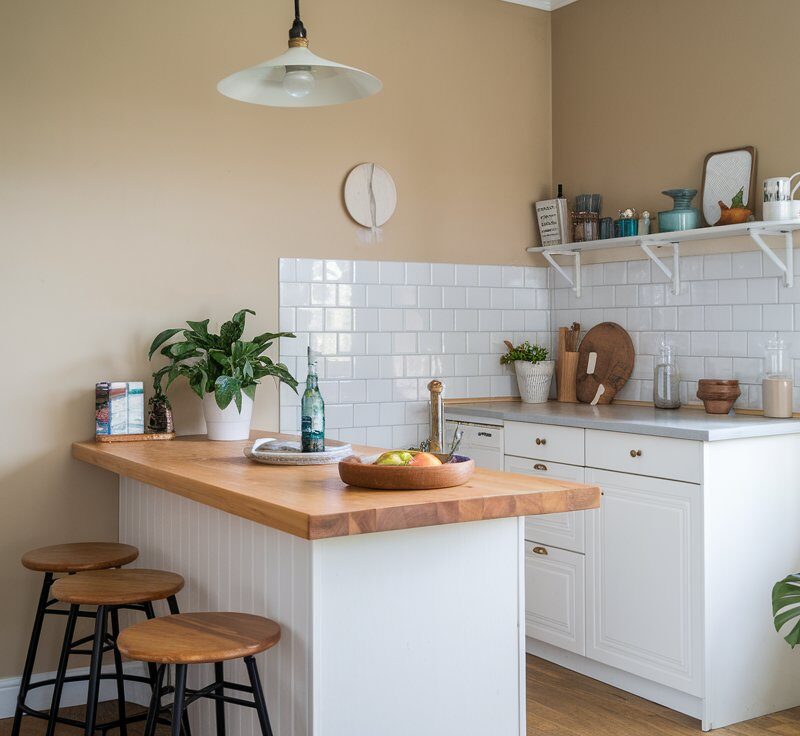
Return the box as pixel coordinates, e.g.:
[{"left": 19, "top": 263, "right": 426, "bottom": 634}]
[{"left": 763, "top": 200, "right": 794, "bottom": 221}]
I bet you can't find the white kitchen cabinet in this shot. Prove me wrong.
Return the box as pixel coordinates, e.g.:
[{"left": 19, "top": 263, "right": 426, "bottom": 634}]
[
  {"left": 524, "top": 542, "right": 585, "bottom": 655},
  {"left": 585, "top": 468, "right": 703, "bottom": 696},
  {"left": 504, "top": 455, "right": 585, "bottom": 553},
  {"left": 445, "top": 419, "right": 503, "bottom": 470}
]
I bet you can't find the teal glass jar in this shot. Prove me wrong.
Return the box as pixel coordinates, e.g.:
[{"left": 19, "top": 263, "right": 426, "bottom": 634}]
[{"left": 658, "top": 189, "right": 700, "bottom": 232}]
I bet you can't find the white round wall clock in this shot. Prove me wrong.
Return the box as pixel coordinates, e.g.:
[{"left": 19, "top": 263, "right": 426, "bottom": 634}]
[{"left": 344, "top": 163, "right": 397, "bottom": 231}]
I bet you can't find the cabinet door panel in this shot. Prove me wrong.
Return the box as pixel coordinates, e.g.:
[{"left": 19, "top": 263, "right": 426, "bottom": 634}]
[
  {"left": 445, "top": 420, "right": 504, "bottom": 471},
  {"left": 525, "top": 543, "right": 585, "bottom": 655},
  {"left": 505, "top": 456, "right": 585, "bottom": 552},
  {"left": 585, "top": 469, "right": 703, "bottom": 696}
]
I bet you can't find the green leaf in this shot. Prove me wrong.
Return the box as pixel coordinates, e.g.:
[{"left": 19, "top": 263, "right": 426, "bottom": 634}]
[
  {"left": 209, "top": 349, "right": 229, "bottom": 366},
  {"left": 214, "top": 375, "right": 241, "bottom": 410},
  {"left": 233, "top": 389, "right": 242, "bottom": 413},
  {"left": 243, "top": 384, "right": 257, "bottom": 401},
  {"left": 186, "top": 319, "right": 210, "bottom": 338},
  {"left": 148, "top": 328, "right": 183, "bottom": 359},
  {"left": 772, "top": 575, "right": 800, "bottom": 647},
  {"left": 162, "top": 341, "right": 199, "bottom": 360},
  {"left": 253, "top": 331, "right": 296, "bottom": 346}
]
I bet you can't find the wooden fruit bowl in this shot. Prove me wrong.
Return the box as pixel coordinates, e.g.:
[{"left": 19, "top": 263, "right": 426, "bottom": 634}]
[{"left": 338, "top": 454, "right": 475, "bottom": 491}]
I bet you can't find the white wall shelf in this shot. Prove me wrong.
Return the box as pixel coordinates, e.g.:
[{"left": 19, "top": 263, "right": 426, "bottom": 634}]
[{"left": 528, "top": 220, "right": 800, "bottom": 297}]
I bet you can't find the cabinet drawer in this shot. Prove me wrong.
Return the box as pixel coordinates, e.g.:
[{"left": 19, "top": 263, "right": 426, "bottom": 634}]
[
  {"left": 504, "top": 421, "right": 584, "bottom": 465},
  {"left": 585, "top": 429, "right": 701, "bottom": 484},
  {"left": 524, "top": 542, "right": 585, "bottom": 655},
  {"left": 505, "top": 456, "right": 585, "bottom": 553}
]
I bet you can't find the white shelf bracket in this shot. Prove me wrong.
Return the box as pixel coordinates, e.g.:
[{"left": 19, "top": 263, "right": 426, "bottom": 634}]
[
  {"left": 640, "top": 240, "right": 681, "bottom": 295},
  {"left": 749, "top": 228, "right": 794, "bottom": 288},
  {"left": 543, "top": 250, "right": 581, "bottom": 297}
]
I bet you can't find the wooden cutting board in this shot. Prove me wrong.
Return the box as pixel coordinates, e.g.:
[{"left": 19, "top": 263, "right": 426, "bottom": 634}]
[{"left": 576, "top": 322, "right": 635, "bottom": 405}]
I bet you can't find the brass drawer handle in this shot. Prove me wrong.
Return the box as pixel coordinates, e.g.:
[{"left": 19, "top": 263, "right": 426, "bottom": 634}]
[
  {"left": 630, "top": 449, "right": 642, "bottom": 457},
  {"left": 533, "top": 463, "right": 548, "bottom": 471},
  {"left": 532, "top": 546, "right": 548, "bottom": 556},
  {"left": 535, "top": 438, "right": 547, "bottom": 446}
]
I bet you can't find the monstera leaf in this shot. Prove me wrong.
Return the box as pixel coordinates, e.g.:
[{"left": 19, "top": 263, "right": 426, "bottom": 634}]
[{"left": 773, "top": 574, "right": 800, "bottom": 647}]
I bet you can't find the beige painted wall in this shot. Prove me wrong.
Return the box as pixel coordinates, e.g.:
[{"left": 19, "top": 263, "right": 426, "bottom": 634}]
[
  {"left": 552, "top": 0, "right": 800, "bottom": 228},
  {"left": 0, "top": 0, "right": 551, "bottom": 676}
]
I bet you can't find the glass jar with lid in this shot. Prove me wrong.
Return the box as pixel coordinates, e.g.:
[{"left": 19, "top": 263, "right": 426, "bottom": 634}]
[{"left": 653, "top": 342, "right": 681, "bottom": 409}]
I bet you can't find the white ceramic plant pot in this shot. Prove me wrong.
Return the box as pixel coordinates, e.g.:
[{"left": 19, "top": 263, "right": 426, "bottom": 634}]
[
  {"left": 202, "top": 392, "right": 254, "bottom": 441},
  {"left": 514, "top": 360, "right": 554, "bottom": 404}
]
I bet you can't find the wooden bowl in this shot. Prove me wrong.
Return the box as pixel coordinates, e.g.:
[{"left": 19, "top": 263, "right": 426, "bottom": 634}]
[
  {"left": 338, "top": 454, "right": 475, "bottom": 491},
  {"left": 697, "top": 379, "right": 740, "bottom": 414}
]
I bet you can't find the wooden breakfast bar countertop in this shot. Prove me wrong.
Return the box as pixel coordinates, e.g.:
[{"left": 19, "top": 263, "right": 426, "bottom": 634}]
[{"left": 72, "top": 431, "right": 600, "bottom": 540}]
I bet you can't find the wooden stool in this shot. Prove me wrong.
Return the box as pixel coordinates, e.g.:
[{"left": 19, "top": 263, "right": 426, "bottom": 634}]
[
  {"left": 117, "top": 612, "right": 281, "bottom": 736},
  {"left": 13, "top": 542, "right": 139, "bottom": 736},
  {"left": 51, "top": 568, "right": 185, "bottom": 736}
]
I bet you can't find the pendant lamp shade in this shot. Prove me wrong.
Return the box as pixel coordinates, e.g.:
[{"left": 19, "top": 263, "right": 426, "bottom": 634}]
[
  {"left": 217, "top": 46, "right": 381, "bottom": 108},
  {"left": 217, "top": 1, "right": 381, "bottom": 108}
]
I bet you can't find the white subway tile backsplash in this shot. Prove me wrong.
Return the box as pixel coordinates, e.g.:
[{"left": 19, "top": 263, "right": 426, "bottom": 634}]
[
  {"left": 732, "top": 304, "right": 762, "bottom": 331},
  {"left": 280, "top": 254, "right": 798, "bottom": 439},
  {"left": 296, "top": 258, "right": 324, "bottom": 282},
  {"left": 353, "top": 260, "right": 380, "bottom": 284},
  {"left": 431, "top": 263, "right": 455, "bottom": 286},
  {"left": 379, "top": 261, "right": 406, "bottom": 285},
  {"left": 366, "top": 284, "right": 392, "bottom": 307},
  {"left": 732, "top": 251, "right": 762, "bottom": 279},
  {"left": 442, "top": 286, "right": 467, "bottom": 309},
  {"left": 502, "top": 266, "right": 525, "bottom": 288},
  {"left": 392, "top": 285, "right": 418, "bottom": 307},
  {"left": 747, "top": 278, "right": 778, "bottom": 305},
  {"left": 406, "top": 262, "right": 431, "bottom": 285},
  {"left": 455, "top": 264, "right": 479, "bottom": 286}
]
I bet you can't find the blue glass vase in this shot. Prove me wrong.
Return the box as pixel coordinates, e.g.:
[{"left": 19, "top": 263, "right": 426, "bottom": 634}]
[{"left": 658, "top": 189, "right": 700, "bottom": 233}]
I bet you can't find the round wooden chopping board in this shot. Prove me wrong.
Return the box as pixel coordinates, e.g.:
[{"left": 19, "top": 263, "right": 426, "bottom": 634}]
[{"left": 576, "top": 322, "right": 635, "bottom": 405}]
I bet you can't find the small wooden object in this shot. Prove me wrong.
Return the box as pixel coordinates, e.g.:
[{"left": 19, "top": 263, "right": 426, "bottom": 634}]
[
  {"left": 21, "top": 542, "right": 139, "bottom": 573},
  {"left": 576, "top": 322, "right": 635, "bottom": 405},
  {"left": 556, "top": 323, "right": 581, "bottom": 403},
  {"left": 117, "top": 612, "right": 281, "bottom": 665},
  {"left": 51, "top": 568, "right": 185, "bottom": 605},
  {"left": 95, "top": 432, "right": 175, "bottom": 443},
  {"left": 338, "top": 454, "right": 475, "bottom": 491},
  {"left": 696, "top": 379, "right": 741, "bottom": 415}
]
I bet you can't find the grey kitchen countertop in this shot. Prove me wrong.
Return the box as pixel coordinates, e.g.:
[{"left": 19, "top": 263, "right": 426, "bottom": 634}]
[{"left": 444, "top": 401, "right": 800, "bottom": 442}]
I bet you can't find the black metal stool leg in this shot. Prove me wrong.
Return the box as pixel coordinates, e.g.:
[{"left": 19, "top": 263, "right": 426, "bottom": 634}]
[
  {"left": 171, "top": 664, "right": 188, "bottom": 736},
  {"left": 84, "top": 605, "right": 107, "bottom": 736},
  {"left": 11, "top": 572, "right": 53, "bottom": 736},
  {"left": 167, "top": 594, "right": 180, "bottom": 614},
  {"left": 143, "top": 664, "right": 166, "bottom": 736},
  {"left": 142, "top": 603, "right": 160, "bottom": 687},
  {"left": 244, "top": 656, "right": 274, "bottom": 736},
  {"left": 110, "top": 608, "right": 128, "bottom": 736},
  {"left": 214, "top": 662, "right": 226, "bottom": 736},
  {"left": 44, "top": 603, "right": 79, "bottom": 736}
]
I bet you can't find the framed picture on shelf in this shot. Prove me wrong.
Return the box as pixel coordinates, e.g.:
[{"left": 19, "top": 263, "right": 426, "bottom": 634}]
[{"left": 700, "top": 146, "right": 757, "bottom": 226}]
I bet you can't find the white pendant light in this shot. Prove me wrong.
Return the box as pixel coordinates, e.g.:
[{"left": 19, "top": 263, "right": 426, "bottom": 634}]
[{"left": 217, "top": 0, "right": 382, "bottom": 108}]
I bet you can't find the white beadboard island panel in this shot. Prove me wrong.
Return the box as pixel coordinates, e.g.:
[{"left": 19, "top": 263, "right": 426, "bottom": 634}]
[
  {"left": 120, "top": 478, "right": 312, "bottom": 736},
  {"left": 121, "top": 479, "right": 527, "bottom": 736}
]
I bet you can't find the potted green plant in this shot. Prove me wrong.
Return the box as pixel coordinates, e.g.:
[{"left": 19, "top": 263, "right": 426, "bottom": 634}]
[
  {"left": 500, "top": 340, "right": 554, "bottom": 404},
  {"left": 149, "top": 308, "right": 297, "bottom": 441},
  {"left": 772, "top": 574, "right": 800, "bottom": 647}
]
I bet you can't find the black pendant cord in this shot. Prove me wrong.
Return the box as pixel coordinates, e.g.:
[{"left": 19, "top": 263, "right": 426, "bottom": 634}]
[{"left": 289, "top": 0, "right": 307, "bottom": 39}]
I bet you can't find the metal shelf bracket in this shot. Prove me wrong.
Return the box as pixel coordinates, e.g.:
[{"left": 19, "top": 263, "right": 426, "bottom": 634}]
[
  {"left": 749, "top": 228, "right": 794, "bottom": 288},
  {"left": 543, "top": 250, "right": 582, "bottom": 297},
  {"left": 640, "top": 240, "right": 681, "bottom": 295}
]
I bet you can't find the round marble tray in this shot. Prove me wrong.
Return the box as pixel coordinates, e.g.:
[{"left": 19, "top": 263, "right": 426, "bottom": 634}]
[{"left": 244, "top": 437, "right": 353, "bottom": 466}]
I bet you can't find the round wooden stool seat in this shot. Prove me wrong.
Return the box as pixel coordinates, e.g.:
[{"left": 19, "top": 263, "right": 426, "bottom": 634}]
[
  {"left": 21, "top": 542, "right": 139, "bottom": 573},
  {"left": 117, "top": 612, "right": 281, "bottom": 664},
  {"left": 51, "top": 568, "right": 184, "bottom": 605}
]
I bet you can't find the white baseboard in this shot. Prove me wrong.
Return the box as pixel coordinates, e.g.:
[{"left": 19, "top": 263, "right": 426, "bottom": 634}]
[
  {"left": 526, "top": 638, "right": 704, "bottom": 724},
  {"left": 0, "top": 661, "right": 151, "bottom": 720}
]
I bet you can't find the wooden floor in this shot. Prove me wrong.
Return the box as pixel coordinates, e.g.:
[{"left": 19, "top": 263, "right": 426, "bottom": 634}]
[{"left": 2, "top": 656, "right": 800, "bottom": 734}]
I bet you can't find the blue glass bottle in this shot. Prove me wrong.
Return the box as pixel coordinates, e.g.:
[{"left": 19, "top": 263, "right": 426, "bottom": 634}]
[{"left": 301, "top": 347, "right": 325, "bottom": 452}]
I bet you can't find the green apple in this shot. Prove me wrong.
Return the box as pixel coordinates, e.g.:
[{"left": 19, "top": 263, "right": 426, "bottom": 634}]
[{"left": 375, "top": 451, "right": 413, "bottom": 466}]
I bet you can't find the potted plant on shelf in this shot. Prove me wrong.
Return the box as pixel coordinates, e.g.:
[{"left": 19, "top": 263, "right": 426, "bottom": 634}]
[
  {"left": 500, "top": 340, "right": 554, "bottom": 404},
  {"left": 149, "top": 309, "right": 297, "bottom": 441}
]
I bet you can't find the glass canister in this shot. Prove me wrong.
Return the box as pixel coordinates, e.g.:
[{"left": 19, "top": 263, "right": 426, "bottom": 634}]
[
  {"left": 653, "top": 343, "right": 681, "bottom": 409},
  {"left": 762, "top": 339, "right": 793, "bottom": 418}
]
